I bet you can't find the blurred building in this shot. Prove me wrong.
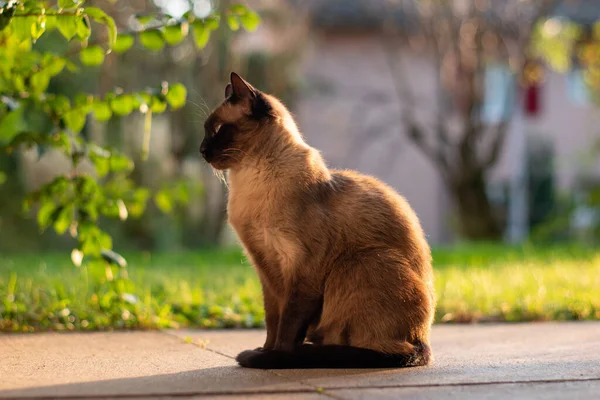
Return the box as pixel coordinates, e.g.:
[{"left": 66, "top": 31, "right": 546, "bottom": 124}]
[{"left": 272, "top": 0, "right": 600, "bottom": 243}]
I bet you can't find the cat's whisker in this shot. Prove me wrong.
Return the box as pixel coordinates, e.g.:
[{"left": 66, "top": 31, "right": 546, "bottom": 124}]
[
  {"left": 186, "top": 98, "right": 209, "bottom": 119},
  {"left": 212, "top": 168, "right": 228, "bottom": 186}
]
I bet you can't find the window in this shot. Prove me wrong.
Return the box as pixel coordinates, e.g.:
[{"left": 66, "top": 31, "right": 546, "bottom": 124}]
[{"left": 481, "top": 63, "right": 516, "bottom": 124}]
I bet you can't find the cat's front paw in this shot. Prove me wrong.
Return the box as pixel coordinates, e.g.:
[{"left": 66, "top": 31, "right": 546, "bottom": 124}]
[{"left": 236, "top": 349, "right": 264, "bottom": 368}]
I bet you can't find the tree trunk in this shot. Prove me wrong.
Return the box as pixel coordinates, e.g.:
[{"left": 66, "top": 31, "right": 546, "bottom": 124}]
[{"left": 451, "top": 171, "right": 502, "bottom": 241}]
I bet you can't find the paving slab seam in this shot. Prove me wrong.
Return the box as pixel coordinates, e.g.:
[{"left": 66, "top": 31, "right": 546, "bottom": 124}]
[
  {"left": 161, "top": 331, "right": 342, "bottom": 400},
  {"left": 2, "top": 387, "right": 330, "bottom": 400},
  {"left": 5, "top": 378, "right": 600, "bottom": 400},
  {"left": 322, "top": 376, "right": 600, "bottom": 391},
  {"left": 160, "top": 331, "right": 234, "bottom": 361}
]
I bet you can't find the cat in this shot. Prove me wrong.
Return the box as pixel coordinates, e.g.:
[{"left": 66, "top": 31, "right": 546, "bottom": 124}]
[{"left": 200, "top": 72, "right": 435, "bottom": 369}]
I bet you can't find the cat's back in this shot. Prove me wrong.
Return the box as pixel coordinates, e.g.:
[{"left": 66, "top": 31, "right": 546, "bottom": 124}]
[
  {"left": 321, "top": 169, "right": 431, "bottom": 262},
  {"left": 329, "top": 169, "right": 422, "bottom": 229}
]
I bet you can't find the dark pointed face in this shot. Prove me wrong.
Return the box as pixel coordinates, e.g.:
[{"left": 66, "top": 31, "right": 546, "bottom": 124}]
[{"left": 200, "top": 72, "right": 273, "bottom": 170}]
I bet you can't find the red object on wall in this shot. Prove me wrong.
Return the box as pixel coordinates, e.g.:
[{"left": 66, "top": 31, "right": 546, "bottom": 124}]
[{"left": 524, "top": 84, "right": 540, "bottom": 117}]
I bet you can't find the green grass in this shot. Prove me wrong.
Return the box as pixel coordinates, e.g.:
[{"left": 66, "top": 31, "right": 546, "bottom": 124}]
[{"left": 1, "top": 244, "right": 599, "bottom": 332}]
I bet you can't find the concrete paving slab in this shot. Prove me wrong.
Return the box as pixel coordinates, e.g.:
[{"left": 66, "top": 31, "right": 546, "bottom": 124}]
[
  {"left": 331, "top": 380, "right": 600, "bottom": 399},
  {"left": 64, "top": 394, "right": 329, "bottom": 400},
  {"left": 0, "top": 331, "right": 306, "bottom": 399},
  {"left": 2, "top": 322, "right": 598, "bottom": 399},
  {"left": 172, "top": 322, "right": 600, "bottom": 389}
]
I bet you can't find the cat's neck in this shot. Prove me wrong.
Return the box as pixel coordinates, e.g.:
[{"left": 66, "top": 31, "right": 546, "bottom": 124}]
[{"left": 227, "top": 126, "right": 330, "bottom": 196}]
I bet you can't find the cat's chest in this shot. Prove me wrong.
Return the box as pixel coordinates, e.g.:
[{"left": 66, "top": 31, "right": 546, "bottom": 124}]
[
  {"left": 227, "top": 170, "right": 301, "bottom": 273},
  {"left": 228, "top": 196, "right": 299, "bottom": 273}
]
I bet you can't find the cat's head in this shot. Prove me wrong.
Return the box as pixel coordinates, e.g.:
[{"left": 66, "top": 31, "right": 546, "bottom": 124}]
[{"left": 200, "top": 72, "right": 286, "bottom": 170}]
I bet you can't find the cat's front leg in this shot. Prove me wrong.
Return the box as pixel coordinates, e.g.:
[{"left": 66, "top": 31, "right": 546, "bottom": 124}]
[
  {"left": 259, "top": 279, "right": 280, "bottom": 350},
  {"left": 274, "top": 280, "right": 322, "bottom": 352}
]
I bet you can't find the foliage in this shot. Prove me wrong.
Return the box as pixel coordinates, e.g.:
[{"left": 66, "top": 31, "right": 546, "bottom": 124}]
[
  {"left": 532, "top": 17, "right": 600, "bottom": 103},
  {"left": 1, "top": 245, "right": 599, "bottom": 332},
  {"left": 0, "top": 1, "right": 260, "bottom": 268}
]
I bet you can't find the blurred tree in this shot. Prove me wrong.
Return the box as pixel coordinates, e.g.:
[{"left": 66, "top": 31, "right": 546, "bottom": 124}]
[
  {"left": 385, "top": 0, "right": 559, "bottom": 240},
  {"left": 0, "top": 0, "right": 259, "bottom": 264}
]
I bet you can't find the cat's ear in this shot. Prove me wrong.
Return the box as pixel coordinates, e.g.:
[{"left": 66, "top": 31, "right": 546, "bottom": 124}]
[
  {"left": 225, "top": 83, "right": 233, "bottom": 99},
  {"left": 230, "top": 72, "right": 255, "bottom": 99}
]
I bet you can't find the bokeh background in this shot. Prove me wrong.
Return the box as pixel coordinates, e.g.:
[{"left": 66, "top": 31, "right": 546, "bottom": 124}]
[
  {"left": 3, "top": 0, "right": 600, "bottom": 251},
  {"left": 1, "top": 0, "right": 600, "bottom": 331}
]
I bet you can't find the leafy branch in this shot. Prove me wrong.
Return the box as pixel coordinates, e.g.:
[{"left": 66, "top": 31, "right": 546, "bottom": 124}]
[{"left": 0, "top": 0, "right": 261, "bottom": 271}]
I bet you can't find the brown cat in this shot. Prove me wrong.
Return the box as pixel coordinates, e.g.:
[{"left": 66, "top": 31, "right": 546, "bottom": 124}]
[{"left": 200, "top": 72, "right": 435, "bottom": 369}]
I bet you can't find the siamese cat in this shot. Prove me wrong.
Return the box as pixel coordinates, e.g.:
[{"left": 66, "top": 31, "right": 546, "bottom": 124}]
[{"left": 200, "top": 72, "right": 435, "bottom": 369}]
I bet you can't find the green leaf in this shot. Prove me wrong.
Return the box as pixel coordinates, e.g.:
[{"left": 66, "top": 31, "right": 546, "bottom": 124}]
[
  {"left": 44, "top": 15, "right": 57, "bottom": 31},
  {"left": 31, "top": 15, "right": 46, "bottom": 42},
  {"left": 100, "top": 199, "right": 121, "bottom": 218},
  {"left": 63, "top": 108, "right": 87, "bottom": 133},
  {"left": 204, "top": 15, "right": 220, "bottom": 31},
  {"left": 155, "top": 190, "right": 173, "bottom": 213},
  {"left": 11, "top": 16, "right": 36, "bottom": 41},
  {"left": 0, "top": 172, "right": 6, "bottom": 186},
  {"left": 150, "top": 96, "right": 167, "bottom": 113},
  {"left": 227, "top": 15, "right": 240, "bottom": 31},
  {"left": 30, "top": 71, "right": 50, "bottom": 93},
  {"left": 37, "top": 199, "right": 58, "bottom": 229},
  {"left": 48, "top": 95, "right": 71, "bottom": 114},
  {"left": 240, "top": 10, "right": 260, "bottom": 32},
  {"left": 110, "top": 95, "right": 134, "bottom": 116},
  {"left": 90, "top": 153, "right": 109, "bottom": 177},
  {"left": 65, "top": 59, "right": 79, "bottom": 72},
  {"left": 59, "top": 0, "right": 84, "bottom": 9},
  {"left": 56, "top": 15, "right": 79, "bottom": 41},
  {"left": 113, "top": 34, "right": 134, "bottom": 53},
  {"left": 192, "top": 21, "right": 210, "bottom": 49},
  {"left": 74, "top": 93, "right": 93, "bottom": 107},
  {"left": 76, "top": 15, "right": 91, "bottom": 40},
  {"left": 92, "top": 100, "right": 112, "bottom": 121},
  {"left": 44, "top": 56, "right": 67, "bottom": 77},
  {"left": 229, "top": 4, "right": 248, "bottom": 15},
  {"left": 79, "top": 223, "right": 112, "bottom": 256},
  {"left": 51, "top": 132, "right": 71, "bottom": 154},
  {"left": 166, "top": 83, "right": 187, "bottom": 109},
  {"left": 139, "top": 29, "right": 164, "bottom": 51},
  {"left": 127, "top": 188, "right": 149, "bottom": 217},
  {"left": 84, "top": 7, "right": 116, "bottom": 47},
  {"left": 110, "top": 153, "right": 134, "bottom": 173},
  {"left": 5, "top": 132, "right": 40, "bottom": 150},
  {"left": 54, "top": 204, "right": 74, "bottom": 234},
  {"left": 135, "top": 15, "right": 155, "bottom": 26},
  {"left": 0, "top": 106, "right": 26, "bottom": 142},
  {"left": 13, "top": 75, "right": 26, "bottom": 92},
  {"left": 80, "top": 45, "right": 105, "bottom": 66},
  {"left": 163, "top": 22, "right": 188, "bottom": 46}
]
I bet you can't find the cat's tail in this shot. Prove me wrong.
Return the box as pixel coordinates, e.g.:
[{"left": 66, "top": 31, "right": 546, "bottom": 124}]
[{"left": 235, "top": 341, "right": 431, "bottom": 369}]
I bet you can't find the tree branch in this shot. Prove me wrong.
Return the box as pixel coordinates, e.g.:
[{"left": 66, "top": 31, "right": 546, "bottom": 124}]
[
  {"left": 482, "top": 121, "right": 509, "bottom": 168},
  {"left": 380, "top": 35, "right": 452, "bottom": 172}
]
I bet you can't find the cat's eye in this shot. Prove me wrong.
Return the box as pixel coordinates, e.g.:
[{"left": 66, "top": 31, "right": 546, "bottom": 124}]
[{"left": 214, "top": 123, "right": 222, "bottom": 134}]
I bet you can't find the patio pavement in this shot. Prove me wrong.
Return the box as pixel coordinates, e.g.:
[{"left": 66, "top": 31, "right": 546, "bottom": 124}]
[{"left": 1, "top": 322, "right": 599, "bottom": 399}]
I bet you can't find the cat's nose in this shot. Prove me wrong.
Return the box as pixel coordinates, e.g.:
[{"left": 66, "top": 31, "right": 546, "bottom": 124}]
[{"left": 199, "top": 141, "right": 207, "bottom": 156}]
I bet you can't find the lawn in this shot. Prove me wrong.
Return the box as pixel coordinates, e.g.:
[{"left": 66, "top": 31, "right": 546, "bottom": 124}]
[{"left": 1, "top": 244, "right": 599, "bottom": 332}]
